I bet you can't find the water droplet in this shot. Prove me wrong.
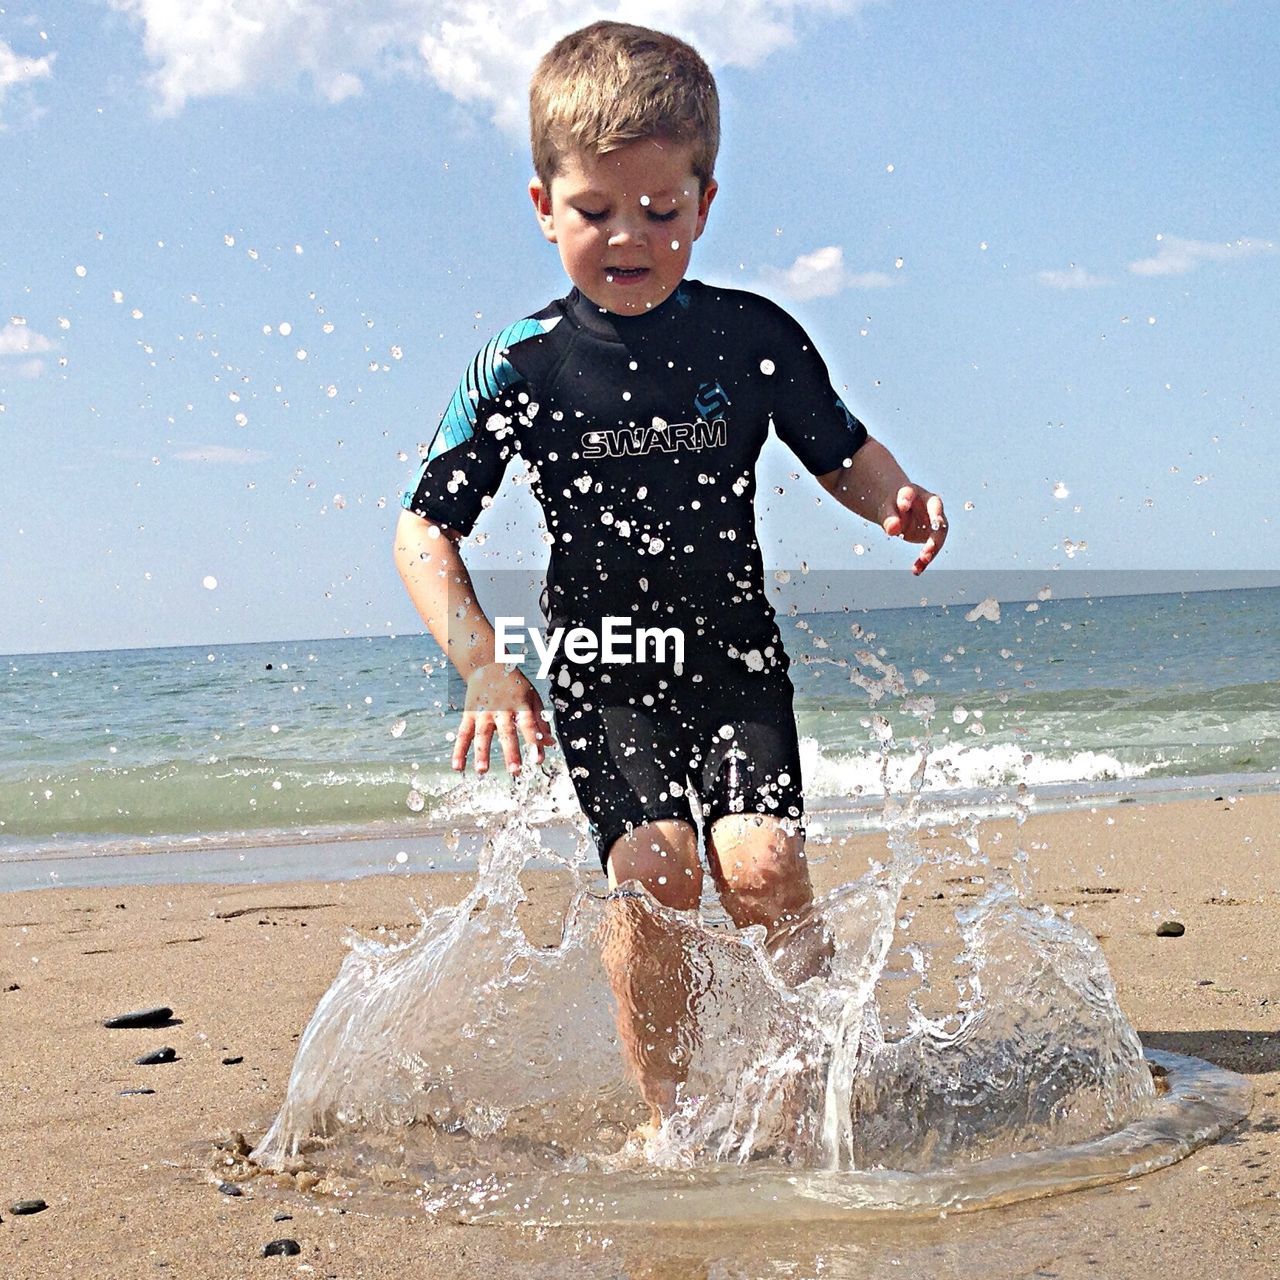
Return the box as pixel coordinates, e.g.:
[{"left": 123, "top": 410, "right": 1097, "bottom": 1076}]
[
  {"left": 202, "top": 575, "right": 218, "bottom": 590},
  {"left": 760, "top": 359, "right": 775, "bottom": 375}
]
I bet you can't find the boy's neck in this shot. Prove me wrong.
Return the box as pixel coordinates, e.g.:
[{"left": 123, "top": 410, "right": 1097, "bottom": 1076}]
[{"left": 568, "top": 279, "right": 693, "bottom": 335}]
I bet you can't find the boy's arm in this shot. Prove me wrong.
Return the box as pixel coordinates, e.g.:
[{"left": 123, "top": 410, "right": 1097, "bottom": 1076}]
[
  {"left": 816, "top": 436, "right": 948, "bottom": 576},
  {"left": 393, "top": 508, "right": 554, "bottom": 774}
]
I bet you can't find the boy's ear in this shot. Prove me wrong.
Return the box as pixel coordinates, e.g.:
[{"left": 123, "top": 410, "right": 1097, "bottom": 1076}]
[
  {"left": 529, "top": 178, "right": 558, "bottom": 244},
  {"left": 692, "top": 179, "right": 719, "bottom": 242}
]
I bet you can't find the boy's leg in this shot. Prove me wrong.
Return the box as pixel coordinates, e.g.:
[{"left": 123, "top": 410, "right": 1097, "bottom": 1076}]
[
  {"left": 690, "top": 658, "right": 831, "bottom": 985},
  {"left": 601, "top": 819, "right": 702, "bottom": 1132},
  {"left": 547, "top": 679, "right": 706, "bottom": 1132},
  {"left": 707, "top": 815, "right": 833, "bottom": 986}
]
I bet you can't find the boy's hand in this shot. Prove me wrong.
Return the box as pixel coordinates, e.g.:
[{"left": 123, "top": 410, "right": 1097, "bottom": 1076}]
[
  {"left": 454, "top": 662, "right": 556, "bottom": 775},
  {"left": 882, "top": 485, "right": 948, "bottom": 576}
]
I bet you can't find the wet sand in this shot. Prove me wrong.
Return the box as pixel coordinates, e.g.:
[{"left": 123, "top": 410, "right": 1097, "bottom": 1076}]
[{"left": 2, "top": 792, "right": 1277, "bottom": 1278}]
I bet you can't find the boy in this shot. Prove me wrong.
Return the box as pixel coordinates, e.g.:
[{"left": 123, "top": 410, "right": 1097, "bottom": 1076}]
[{"left": 394, "top": 20, "right": 946, "bottom": 1137}]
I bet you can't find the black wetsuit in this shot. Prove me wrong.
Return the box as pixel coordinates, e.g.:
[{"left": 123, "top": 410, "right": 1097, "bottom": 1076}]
[{"left": 403, "top": 280, "right": 868, "bottom": 865}]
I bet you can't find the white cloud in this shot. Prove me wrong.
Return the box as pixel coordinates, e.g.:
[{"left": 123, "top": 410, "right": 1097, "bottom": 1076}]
[
  {"left": 0, "top": 38, "right": 54, "bottom": 123},
  {"left": 0, "top": 322, "right": 55, "bottom": 356},
  {"left": 1128, "top": 235, "right": 1276, "bottom": 278},
  {"left": 110, "top": 1, "right": 874, "bottom": 126},
  {"left": 759, "top": 245, "right": 894, "bottom": 301},
  {"left": 172, "top": 445, "right": 270, "bottom": 464},
  {"left": 1036, "top": 265, "right": 1110, "bottom": 290}
]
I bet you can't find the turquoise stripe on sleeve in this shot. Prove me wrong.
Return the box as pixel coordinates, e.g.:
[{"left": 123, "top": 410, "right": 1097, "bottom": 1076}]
[{"left": 425, "top": 317, "right": 544, "bottom": 462}]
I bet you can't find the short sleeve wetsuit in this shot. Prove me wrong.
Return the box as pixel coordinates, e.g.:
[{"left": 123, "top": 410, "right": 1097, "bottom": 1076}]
[{"left": 403, "top": 280, "right": 868, "bottom": 868}]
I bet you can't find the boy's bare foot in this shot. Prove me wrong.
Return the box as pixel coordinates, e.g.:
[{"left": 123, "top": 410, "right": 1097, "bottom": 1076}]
[
  {"left": 631, "top": 1115, "right": 663, "bottom": 1145},
  {"left": 597, "top": 1119, "right": 662, "bottom": 1173}
]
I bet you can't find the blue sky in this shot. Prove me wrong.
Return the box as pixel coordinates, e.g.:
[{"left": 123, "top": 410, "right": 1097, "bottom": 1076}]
[{"left": 1, "top": 0, "right": 1277, "bottom": 654}]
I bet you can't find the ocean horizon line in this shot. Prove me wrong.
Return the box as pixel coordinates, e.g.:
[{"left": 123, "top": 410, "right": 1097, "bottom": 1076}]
[{"left": 5, "top": 572, "right": 1278, "bottom": 661}]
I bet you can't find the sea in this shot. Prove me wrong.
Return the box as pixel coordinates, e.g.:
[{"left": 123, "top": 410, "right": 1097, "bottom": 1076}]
[{"left": 3, "top": 582, "right": 1277, "bottom": 891}]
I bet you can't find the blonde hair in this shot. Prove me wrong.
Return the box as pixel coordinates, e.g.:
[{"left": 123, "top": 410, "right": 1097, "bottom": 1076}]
[{"left": 530, "top": 21, "right": 719, "bottom": 192}]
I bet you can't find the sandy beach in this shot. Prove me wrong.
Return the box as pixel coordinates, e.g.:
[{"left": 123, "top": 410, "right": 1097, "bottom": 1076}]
[{"left": 2, "top": 792, "right": 1277, "bottom": 1279}]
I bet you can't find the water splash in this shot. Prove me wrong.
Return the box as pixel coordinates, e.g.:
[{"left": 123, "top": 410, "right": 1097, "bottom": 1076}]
[
  {"left": 251, "top": 794, "right": 1174, "bottom": 1201},
  {"left": 249, "top": 640, "right": 1243, "bottom": 1216}
]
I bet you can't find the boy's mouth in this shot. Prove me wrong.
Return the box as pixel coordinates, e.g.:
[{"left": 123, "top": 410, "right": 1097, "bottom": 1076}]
[{"left": 605, "top": 267, "right": 650, "bottom": 284}]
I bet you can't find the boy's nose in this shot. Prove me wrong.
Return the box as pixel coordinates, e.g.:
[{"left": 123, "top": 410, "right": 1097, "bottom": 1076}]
[{"left": 607, "top": 217, "right": 647, "bottom": 247}]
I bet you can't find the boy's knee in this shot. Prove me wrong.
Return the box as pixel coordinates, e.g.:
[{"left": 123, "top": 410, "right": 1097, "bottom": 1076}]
[
  {"left": 606, "top": 820, "right": 702, "bottom": 911},
  {"left": 709, "top": 815, "right": 812, "bottom": 923}
]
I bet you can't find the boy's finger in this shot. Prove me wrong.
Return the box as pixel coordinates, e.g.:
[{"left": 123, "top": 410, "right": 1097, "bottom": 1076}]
[
  {"left": 884, "top": 485, "right": 919, "bottom": 537},
  {"left": 452, "top": 713, "right": 475, "bottom": 772},
  {"left": 912, "top": 538, "right": 939, "bottom": 575},
  {"left": 516, "top": 705, "right": 552, "bottom": 761},
  {"left": 911, "top": 522, "right": 947, "bottom": 574},
  {"left": 495, "top": 715, "right": 523, "bottom": 773},
  {"left": 472, "top": 718, "right": 495, "bottom": 775},
  {"left": 926, "top": 492, "right": 947, "bottom": 533}
]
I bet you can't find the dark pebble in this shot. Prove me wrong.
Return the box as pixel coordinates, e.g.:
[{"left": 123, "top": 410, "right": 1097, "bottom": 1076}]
[
  {"left": 1156, "top": 921, "right": 1186, "bottom": 938},
  {"left": 221, "top": 1055, "right": 244, "bottom": 1066},
  {"left": 261, "top": 1239, "right": 301, "bottom": 1257},
  {"left": 6, "top": 983, "right": 19, "bottom": 992},
  {"left": 119, "top": 1088, "right": 156, "bottom": 1096},
  {"left": 135, "top": 1047, "right": 178, "bottom": 1065},
  {"left": 217, "top": 1182, "right": 244, "bottom": 1197},
  {"left": 272, "top": 1213, "right": 292, "bottom": 1222},
  {"left": 11, "top": 1199, "right": 48, "bottom": 1215},
  {"left": 103, "top": 1006, "right": 174, "bottom": 1029}
]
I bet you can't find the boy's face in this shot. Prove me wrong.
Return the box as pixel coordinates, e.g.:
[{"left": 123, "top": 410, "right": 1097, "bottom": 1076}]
[{"left": 530, "top": 138, "right": 717, "bottom": 316}]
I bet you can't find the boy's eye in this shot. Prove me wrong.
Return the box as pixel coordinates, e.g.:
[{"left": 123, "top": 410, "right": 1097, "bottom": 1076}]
[
  {"left": 647, "top": 209, "right": 680, "bottom": 223},
  {"left": 577, "top": 208, "right": 608, "bottom": 223}
]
